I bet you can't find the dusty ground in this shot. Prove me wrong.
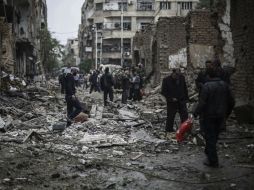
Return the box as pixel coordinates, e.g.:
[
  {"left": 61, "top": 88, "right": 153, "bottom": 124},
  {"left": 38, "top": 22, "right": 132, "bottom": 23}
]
[{"left": 0, "top": 85, "right": 254, "bottom": 190}]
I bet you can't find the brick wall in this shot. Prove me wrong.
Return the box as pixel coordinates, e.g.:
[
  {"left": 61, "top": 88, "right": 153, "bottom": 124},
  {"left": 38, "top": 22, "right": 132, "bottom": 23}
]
[
  {"left": 132, "top": 24, "right": 158, "bottom": 85},
  {"left": 156, "top": 17, "right": 187, "bottom": 71},
  {"left": 231, "top": 0, "right": 254, "bottom": 102},
  {"left": 186, "top": 10, "right": 220, "bottom": 69}
]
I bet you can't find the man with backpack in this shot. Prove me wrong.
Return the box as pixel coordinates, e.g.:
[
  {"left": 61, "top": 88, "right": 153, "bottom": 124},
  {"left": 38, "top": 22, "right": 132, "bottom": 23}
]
[{"left": 100, "top": 67, "right": 114, "bottom": 106}]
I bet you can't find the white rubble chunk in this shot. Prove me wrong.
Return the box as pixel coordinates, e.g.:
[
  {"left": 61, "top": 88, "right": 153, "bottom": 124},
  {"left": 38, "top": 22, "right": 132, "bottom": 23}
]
[
  {"left": 0, "top": 117, "right": 5, "bottom": 129},
  {"left": 130, "top": 129, "right": 166, "bottom": 144},
  {"left": 78, "top": 133, "right": 127, "bottom": 147},
  {"left": 118, "top": 108, "right": 139, "bottom": 120}
]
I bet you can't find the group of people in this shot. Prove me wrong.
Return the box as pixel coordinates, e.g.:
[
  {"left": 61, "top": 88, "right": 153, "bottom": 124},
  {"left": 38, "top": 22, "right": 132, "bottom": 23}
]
[
  {"left": 58, "top": 66, "right": 144, "bottom": 125},
  {"left": 161, "top": 59, "right": 235, "bottom": 168},
  {"left": 59, "top": 60, "right": 234, "bottom": 168}
]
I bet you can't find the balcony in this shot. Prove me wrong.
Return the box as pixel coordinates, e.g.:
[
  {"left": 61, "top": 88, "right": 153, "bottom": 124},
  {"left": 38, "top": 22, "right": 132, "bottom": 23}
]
[
  {"left": 137, "top": 0, "right": 155, "bottom": 11},
  {"left": 104, "top": 0, "right": 128, "bottom": 11},
  {"left": 104, "top": 22, "right": 131, "bottom": 30}
]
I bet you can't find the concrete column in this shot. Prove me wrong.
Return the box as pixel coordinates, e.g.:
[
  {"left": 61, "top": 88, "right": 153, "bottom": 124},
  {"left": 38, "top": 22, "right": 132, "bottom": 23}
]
[{"left": 131, "top": 16, "right": 137, "bottom": 32}]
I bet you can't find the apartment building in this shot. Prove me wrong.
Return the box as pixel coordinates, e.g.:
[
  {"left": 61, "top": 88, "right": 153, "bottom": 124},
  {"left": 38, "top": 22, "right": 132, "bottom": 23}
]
[
  {"left": 0, "top": 0, "right": 47, "bottom": 78},
  {"left": 65, "top": 38, "right": 80, "bottom": 66},
  {"left": 78, "top": 0, "right": 199, "bottom": 68}
]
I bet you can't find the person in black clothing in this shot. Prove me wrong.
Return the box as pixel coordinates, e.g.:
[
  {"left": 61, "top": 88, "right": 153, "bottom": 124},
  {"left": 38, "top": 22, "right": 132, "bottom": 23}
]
[
  {"left": 132, "top": 72, "right": 141, "bottom": 101},
  {"left": 122, "top": 70, "right": 130, "bottom": 104},
  {"left": 161, "top": 69, "right": 189, "bottom": 133},
  {"left": 64, "top": 68, "right": 82, "bottom": 126},
  {"left": 100, "top": 67, "right": 114, "bottom": 106},
  {"left": 194, "top": 68, "right": 235, "bottom": 167},
  {"left": 195, "top": 60, "right": 213, "bottom": 96},
  {"left": 213, "top": 59, "right": 231, "bottom": 84},
  {"left": 58, "top": 69, "right": 65, "bottom": 94},
  {"left": 89, "top": 71, "right": 100, "bottom": 93}
]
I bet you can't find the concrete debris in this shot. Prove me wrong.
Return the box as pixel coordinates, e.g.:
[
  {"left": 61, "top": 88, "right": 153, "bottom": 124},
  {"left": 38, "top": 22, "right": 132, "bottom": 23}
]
[
  {"left": 0, "top": 117, "right": 6, "bottom": 132},
  {"left": 131, "top": 152, "right": 144, "bottom": 161},
  {"left": 79, "top": 133, "right": 127, "bottom": 147},
  {"left": 0, "top": 79, "right": 253, "bottom": 189},
  {"left": 118, "top": 108, "right": 139, "bottom": 120},
  {"left": 112, "top": 150, "right": 124, "bottom": 156},
  {"left": 23, "top": 131, "right": 43, "bottom": 143},
  {"left": 130, "top": 129, "right": 166, "bottom": 144},
  {"left": 52, "top": 122, "right": 66, "bottom": 131}
]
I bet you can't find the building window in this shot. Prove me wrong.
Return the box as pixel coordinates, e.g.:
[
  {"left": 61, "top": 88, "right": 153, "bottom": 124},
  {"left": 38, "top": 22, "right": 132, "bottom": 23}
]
[
  {"left": 96, "top": 23, "right": 103, "bottom": 30},
  {"left": 123, "top": 22, "right": 131, "bottom": 30},
  {"left": 137, "top": 0, "right": 154, "bottom": 11},
  {"left": 139, "top": 23, "right": 149, "bottom": 30},
  {"left": 118, "top": 2, "right": 128, "bottom": 11},
  {"left": 160, "top": 2, "right": 171, "bottom": 10},
  {"left": 96, "top": 3, "right": 103, "bottom": 10},
  {"left": 180, "top": 2, "right": 192, "bottom": 10}
]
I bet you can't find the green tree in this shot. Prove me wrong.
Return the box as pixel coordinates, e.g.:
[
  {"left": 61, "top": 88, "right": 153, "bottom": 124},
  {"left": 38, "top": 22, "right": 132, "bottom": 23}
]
[
  {"left": 79, "top": 59, "right": 93, "bottom": 73},
  {"left": 40, "top": 28, "right": 64, "bottom": 75}
]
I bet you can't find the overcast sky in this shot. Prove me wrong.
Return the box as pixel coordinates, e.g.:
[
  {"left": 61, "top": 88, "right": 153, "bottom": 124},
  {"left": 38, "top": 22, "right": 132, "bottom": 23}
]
[{"left": 47, "top": 0, "right": 85, "bottom": 45}]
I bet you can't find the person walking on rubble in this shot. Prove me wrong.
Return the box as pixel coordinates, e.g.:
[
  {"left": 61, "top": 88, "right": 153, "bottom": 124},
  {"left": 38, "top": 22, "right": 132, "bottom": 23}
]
[
  {"left": 195, "top": 60, "right": 213, "bottom": 96},
  {"left": 132, "top": 72, "right": 141, "bottom": 101},
  {"left": 122, "top": 70, "right": 130, "bottom": 104},
  {"left": 64, "top": 68, "right": 82, "bottom": 127},
  {"left": 89, "top": 70, "right": 100, "bottom": 93},
  {"left": 196, "top": 59, "right": 231, "bottom": 132},
  {"left": 100, "top": 67, "right": 114, "bottom": 106},
  {"left": 161, "top": 68, "right": 189, "bottom": 137},
  {"left": 58, "top": 69, "right": 65, "bottom": 94},
  {"left": 194, "top": 67, "right": 235, "bottom": 168}
]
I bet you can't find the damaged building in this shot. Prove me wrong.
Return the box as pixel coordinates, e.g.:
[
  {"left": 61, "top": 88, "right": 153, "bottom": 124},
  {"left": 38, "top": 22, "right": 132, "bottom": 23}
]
[
  {"left": 78, "top": 0, "right": 199, "bottom": 68},
  {"left": 0, "top": 0, "right": 47, "bottom": 80},
  {"left": 133, "top": 0, "right": 254, "bottom": 123}
]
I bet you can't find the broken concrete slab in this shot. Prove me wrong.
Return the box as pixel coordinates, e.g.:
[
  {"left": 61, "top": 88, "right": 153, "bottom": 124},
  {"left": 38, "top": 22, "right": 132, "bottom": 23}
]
[
  {"left": 78, "top": 133, "right": 127, "bottom": 147},
  {"left": 52, "top": 122, "right": 66, "bottom": 131},
  {"left": 118, "top": 108, "right": 139, "bottom": 120},
  {"left": 130, "top": 129, "right": 166, "bottom": 144},
  {"left": 0, "top": 117, "right": 6, "bottom": 132}
]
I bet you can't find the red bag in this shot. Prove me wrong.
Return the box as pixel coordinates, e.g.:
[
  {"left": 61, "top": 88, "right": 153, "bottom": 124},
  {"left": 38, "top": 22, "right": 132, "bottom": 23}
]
[
  {"left": 176, "top": 117, "right": 193, "bottom": 142},
  {"left": 140, "top": 88, "right": 145, "bottom": 97}
]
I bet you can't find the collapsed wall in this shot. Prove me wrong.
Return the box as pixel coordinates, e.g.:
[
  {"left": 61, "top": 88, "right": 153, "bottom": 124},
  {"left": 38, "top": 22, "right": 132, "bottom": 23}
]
[
  {"left": 156, "top": 17, "right": 187, "bottom": 72},
  {"left": 186, "top": 10, "right": 220, "bottom": 69},
  {"left": 0, "top": 17, "right": 14, "bottom": 73},
  {"left": 230, "top": 0, "right": 254, "bottom": 123}
]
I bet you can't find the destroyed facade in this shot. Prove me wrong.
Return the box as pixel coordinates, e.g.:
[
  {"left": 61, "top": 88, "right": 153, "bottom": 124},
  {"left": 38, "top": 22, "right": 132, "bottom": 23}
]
[
  {"left": 0, "top": 0, "right": 47, "bottom": 79},
  {"left": 78, "top": 0, "right": 199, "bottom": 66}
]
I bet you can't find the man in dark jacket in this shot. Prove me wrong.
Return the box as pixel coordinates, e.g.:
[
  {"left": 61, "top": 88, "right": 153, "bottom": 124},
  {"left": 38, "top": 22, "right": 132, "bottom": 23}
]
[
  {"left": 194, "top": 68, "right": 235, "bottom": 167},
  {"left": 58, "top": 69, "right": 65, "bottom": 94},
  {"left": 161, "top": 69, "right": 189, "bottom": 134},
  {"left": 195, "top": 60, "right": 212, "bottom": 96},
  {"left": 89, "top": 71, "right": 100, "bottom": 93},
  {"left": 100, "top": 67, "right": 114, "bottom": 106},
  {"left": 122, "top": 70, "right": 130, "bottom": 104},
  {"left": 64, "top": 68, "right": 82, "bottom": 126}
]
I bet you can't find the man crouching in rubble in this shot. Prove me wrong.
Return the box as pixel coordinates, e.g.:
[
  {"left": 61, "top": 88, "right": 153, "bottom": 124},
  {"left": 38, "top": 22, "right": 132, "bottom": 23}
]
[
  {"left": 194, "top": 67, "right": 235, "bottom": 168},
  {"left": 161, "top": 68, "right": 189, "bottom": 138},
  {"left": 64, "top": 68, "right": 82, "bottom": 126}
]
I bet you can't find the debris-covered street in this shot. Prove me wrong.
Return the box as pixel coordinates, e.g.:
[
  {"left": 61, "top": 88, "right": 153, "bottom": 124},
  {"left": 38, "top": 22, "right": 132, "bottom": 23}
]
[
  {"left": 1, "top": 0, "right": 254, "bottom": 189},
  {"left": 0, "top": 81, "right": 253, "bottom": 189}
]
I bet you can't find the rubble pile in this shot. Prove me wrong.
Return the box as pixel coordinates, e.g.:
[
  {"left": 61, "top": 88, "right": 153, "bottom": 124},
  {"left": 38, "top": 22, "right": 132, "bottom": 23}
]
[{"left": 0, "top": 83, "right": 253, "bottom": 189}]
